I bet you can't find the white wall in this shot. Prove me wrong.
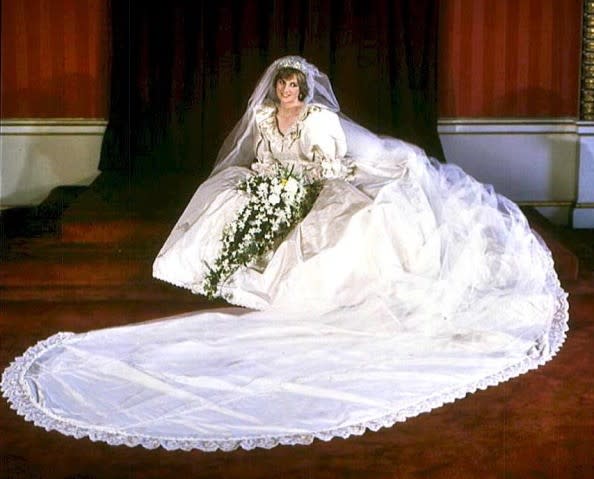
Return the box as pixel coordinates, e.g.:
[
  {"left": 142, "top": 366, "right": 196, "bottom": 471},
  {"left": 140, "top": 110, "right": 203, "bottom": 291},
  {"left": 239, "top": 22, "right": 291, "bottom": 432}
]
[
  {"left": 0, "top": 119, "right": 106, "bottom": 208},
  {"left": 438, "top": 119, "right": 579, "bottom": 226}
]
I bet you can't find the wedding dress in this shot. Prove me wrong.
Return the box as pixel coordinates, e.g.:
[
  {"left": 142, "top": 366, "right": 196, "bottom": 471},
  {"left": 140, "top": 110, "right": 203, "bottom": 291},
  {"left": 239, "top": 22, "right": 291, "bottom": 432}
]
[{"left": 2, "top": 57, "right": 568, "bottom": 451}]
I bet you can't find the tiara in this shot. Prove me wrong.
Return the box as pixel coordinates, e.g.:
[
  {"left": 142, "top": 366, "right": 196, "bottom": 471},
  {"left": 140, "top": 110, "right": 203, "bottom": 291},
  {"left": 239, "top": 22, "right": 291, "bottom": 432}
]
[{"left": 276, "top": 56, "right": 306, "bottom": 73}]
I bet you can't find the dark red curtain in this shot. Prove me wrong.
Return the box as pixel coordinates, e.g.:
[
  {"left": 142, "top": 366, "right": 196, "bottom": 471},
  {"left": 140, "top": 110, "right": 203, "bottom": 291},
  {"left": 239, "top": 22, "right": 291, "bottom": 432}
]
[{"left": 100, "top": 0, "right": 444, "bottom": 180}]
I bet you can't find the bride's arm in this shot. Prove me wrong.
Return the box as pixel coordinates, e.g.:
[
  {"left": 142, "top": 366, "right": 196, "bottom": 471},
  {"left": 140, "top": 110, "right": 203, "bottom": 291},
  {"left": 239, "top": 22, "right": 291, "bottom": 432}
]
[{"left": 301, "top": 108, "right": 353, "bottom": 181}]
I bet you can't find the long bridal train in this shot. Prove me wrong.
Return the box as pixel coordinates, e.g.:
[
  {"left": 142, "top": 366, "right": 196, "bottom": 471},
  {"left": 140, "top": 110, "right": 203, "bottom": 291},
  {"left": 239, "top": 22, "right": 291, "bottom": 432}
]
[
  {"left": 2, "top": 298, "right": 567, "bottom": 451},
  {"left": 1, "top": 152, "right": 569, "bottom": 451},
  {"left": 1, "top": 56, "right": 568, "bottom": 451}
]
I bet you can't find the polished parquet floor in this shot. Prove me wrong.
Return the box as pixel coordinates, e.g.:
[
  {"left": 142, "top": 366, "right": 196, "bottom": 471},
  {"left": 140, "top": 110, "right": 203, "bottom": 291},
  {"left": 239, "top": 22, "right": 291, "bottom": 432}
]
[{"left": 1, "top": 176, "right": 593, "bottom": 479}]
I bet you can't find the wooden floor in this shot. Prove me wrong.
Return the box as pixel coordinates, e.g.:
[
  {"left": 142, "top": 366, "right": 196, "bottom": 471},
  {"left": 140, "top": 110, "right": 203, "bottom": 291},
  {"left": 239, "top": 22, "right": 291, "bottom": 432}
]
[{"left": 1, "top": 175, "right": 593, "bottom": 479}]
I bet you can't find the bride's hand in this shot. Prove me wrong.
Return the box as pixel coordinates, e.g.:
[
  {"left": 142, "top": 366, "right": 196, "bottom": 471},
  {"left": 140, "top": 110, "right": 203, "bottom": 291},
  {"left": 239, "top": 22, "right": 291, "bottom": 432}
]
[{"left": 251, "top": 158, "right": 277, "bottom": 176}]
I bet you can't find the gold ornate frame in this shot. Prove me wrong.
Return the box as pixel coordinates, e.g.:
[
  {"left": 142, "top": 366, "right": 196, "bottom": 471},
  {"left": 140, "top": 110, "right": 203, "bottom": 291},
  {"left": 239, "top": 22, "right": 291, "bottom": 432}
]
[{"left": 581, "top": 0, "right": 594, "bottom": 120}]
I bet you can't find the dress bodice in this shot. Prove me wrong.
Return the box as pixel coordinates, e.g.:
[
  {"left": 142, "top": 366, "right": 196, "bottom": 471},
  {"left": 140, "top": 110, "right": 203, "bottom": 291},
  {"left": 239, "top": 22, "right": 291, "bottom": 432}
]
[{"left": 252, "top": 100, "right": 349, "bottom": 181}]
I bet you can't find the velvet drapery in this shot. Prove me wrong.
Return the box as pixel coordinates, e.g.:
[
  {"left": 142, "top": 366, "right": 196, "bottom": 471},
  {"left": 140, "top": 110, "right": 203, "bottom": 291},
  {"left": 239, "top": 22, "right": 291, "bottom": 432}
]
[{"left": 99, "top": 0, "right": 444, "bottom": 180}]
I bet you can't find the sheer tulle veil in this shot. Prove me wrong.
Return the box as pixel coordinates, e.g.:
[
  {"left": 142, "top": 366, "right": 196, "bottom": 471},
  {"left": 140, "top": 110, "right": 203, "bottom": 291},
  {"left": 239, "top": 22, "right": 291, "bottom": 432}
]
[
  {"left": 211, "top": 55, "right": 422, "bottom": 181},
  {"left": 212, "top": 56, "right": 337, "bottom": 174}
]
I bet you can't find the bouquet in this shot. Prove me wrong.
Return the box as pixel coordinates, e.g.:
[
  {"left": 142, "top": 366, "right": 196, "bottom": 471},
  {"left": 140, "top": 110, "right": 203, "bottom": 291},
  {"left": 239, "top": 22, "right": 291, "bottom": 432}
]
[{"left": 203, "top": 166, "right": 321, "bottom": 299}]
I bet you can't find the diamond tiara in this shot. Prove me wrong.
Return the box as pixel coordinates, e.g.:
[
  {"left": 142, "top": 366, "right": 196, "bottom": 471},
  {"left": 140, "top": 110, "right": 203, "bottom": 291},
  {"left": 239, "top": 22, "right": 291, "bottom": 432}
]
[{"left": 276, "top": 56, "right": 306, "bottom": 73}]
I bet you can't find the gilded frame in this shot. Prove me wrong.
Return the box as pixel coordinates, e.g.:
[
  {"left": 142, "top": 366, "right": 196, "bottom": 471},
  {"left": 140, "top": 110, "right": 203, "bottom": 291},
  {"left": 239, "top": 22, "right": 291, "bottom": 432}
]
[{"left": 581, "top": 1, "right": 594, "bottom": 119}]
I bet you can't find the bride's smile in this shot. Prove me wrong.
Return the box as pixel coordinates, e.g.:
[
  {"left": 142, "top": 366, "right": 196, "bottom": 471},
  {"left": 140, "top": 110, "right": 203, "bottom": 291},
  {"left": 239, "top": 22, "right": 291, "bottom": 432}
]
[{"left": 276, "top": 75, "right": 301, "bottom": 107}]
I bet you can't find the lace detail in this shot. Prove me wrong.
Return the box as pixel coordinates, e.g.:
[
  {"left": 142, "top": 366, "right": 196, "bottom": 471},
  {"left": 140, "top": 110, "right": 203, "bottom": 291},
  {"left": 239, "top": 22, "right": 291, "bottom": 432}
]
[
  {"left": 251, "top": 101, "right": 349, "bottom": 183},
  {"left": 153, "top": 268, "right": 267, "bottom": 310},
  {"left": 1, "top": 278, "right": 568, "bottom": 452},
  {"left": 255, "top": 99, "right": 313, "bottom": 146}
]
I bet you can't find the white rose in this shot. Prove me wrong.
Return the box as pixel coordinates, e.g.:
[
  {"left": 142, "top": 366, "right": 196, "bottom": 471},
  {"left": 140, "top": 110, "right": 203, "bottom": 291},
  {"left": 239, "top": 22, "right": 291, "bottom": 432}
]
[{"left": 284, "top": 177, "right": 299, "bottom": 195}]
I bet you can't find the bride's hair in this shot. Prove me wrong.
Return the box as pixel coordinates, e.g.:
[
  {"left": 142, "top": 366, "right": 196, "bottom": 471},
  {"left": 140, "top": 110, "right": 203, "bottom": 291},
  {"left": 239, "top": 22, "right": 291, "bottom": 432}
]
[{"left": 273, "top": 67, "right": 309, "bottom": 102}]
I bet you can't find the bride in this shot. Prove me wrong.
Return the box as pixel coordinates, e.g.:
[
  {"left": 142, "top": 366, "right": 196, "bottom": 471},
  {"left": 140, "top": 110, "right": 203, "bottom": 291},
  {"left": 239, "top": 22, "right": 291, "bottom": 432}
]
[
  {"left": 153, "top": 56, "right": 441, "bottom": 312},
  {"left": 1, "top": 56, "right": 568, "bottom": 452}
]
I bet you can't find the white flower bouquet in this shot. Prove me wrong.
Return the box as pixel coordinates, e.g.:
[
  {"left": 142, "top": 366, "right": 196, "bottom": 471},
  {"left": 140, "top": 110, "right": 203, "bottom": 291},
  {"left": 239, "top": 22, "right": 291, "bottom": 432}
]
[{"left": 203, "top": 165, "right": 322, "bottom": 299}]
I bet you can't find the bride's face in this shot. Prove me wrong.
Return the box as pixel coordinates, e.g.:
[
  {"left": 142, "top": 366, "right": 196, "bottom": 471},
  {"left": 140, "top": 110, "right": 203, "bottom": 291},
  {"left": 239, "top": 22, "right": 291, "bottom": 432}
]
[{"left": 276, "top": 74, "right": 301, "bottom": 106}]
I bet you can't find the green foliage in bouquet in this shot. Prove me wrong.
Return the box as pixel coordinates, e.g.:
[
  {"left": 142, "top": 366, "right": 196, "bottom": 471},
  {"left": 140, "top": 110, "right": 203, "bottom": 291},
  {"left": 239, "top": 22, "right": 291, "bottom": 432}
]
[{"left": 203, "top": 167, "right": 321, "bottom": 299}]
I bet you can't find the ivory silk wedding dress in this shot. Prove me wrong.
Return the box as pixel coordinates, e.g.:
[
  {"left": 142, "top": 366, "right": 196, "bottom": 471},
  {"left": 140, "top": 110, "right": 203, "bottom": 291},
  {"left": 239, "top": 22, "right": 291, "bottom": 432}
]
[{"left": 2, "top": 57, "right": 568, "bottom": 451}]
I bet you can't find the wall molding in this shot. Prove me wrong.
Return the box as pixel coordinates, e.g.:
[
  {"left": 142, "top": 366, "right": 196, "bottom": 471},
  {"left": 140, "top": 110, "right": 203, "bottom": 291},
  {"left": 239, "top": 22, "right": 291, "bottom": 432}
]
[
  {"left": 438, "top": 118, "right": 578, "bottom": 134},
  {"left": 1, "top": 119, "right": 107, "bottom": 135},
  {"left": 1, "top": 118, "right": 107, "bottom": 208},
  {"left": 516, "top": 201, "right": 574, "bottom": 207}
]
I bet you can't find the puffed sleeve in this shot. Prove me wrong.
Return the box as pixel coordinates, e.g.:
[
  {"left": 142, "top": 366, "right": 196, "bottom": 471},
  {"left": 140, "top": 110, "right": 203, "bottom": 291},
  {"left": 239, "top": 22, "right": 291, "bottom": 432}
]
[{"left": 300, "top": 107, "right": 352, "bottom": 180}]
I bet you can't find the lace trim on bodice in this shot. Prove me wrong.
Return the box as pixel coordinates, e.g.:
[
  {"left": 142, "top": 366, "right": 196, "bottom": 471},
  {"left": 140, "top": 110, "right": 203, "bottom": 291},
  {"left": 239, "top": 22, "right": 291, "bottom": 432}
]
[
  {"left": 255, "top": 100, "right": 322, "bottom": 154},
  {"left": 253, "top": 100, "right": 352, "bottom": 182}
]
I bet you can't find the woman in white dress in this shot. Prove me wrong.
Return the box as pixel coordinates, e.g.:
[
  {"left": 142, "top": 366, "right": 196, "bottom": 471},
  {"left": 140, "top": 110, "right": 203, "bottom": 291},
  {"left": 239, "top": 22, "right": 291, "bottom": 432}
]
[
  {"left": 1, "top": 56, "right": 568, "bottom": 452},
  {"left": 153, "top": 57, "right": 439, "bottom": 313}
]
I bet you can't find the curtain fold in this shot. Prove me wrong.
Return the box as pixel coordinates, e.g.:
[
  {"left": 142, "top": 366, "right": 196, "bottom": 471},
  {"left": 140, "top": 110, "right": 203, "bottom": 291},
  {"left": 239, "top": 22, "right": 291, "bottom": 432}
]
[{"left": 100, "top": 0, "right": 444, "bottom": 179}]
